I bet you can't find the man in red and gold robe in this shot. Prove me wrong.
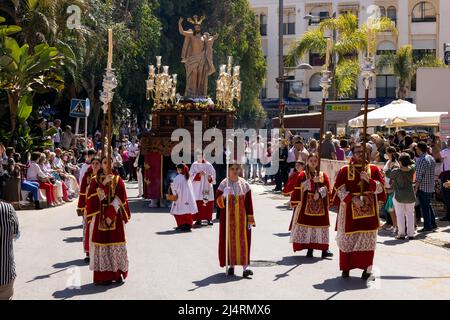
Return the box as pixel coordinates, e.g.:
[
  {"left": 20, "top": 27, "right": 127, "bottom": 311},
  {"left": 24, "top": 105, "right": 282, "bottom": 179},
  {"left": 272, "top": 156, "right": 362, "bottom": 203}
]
[
  {"left": 331, "top": 143, "right": 385, "bottom": 280},
  {"left": 216, "top": 163, "right": 255, "bottom": 278},
  {"left": 86, "top": 158, "right": 131, "bottom": 285}
]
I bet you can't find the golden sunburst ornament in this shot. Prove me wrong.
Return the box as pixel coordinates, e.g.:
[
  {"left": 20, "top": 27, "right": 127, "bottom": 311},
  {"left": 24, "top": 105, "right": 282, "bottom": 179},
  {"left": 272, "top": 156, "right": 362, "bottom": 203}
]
[{"left": 187, "top": 15, "right": 206, "bottom": 26}]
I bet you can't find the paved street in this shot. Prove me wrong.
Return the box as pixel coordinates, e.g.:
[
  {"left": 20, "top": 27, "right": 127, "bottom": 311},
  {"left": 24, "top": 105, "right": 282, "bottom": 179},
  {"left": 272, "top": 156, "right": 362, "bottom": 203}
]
[{"left": 13, "top": 182, "right": 450, "bottom": 300}]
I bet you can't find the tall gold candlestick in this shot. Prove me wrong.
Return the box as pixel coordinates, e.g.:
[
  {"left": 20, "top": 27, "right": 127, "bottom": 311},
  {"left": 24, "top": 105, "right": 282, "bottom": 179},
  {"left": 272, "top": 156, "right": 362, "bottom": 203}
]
[
  {"left": 325, "top": 38, "right": 332, "bottom": 70},
  {"left": 108, "top": 28, "right": 113, "bottom": 69}
]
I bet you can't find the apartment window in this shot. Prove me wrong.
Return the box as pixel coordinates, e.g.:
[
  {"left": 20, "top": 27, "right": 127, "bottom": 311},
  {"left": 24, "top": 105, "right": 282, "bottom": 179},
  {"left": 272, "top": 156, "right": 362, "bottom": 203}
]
[
  {"left": 309, "top": 52, "right": 325, "bottom": 66},
  {"left": 376, "top": 75, "right": 396, "bottom": 98},
  {"left": 283, "top": 12, "right": 295, "bottom": 35},
  {"left": 387, "top": 6, "right": 397, "bottom": 25},
  {"left": 379, "top": 6, "right": 386, "bottom": 17},
  {"left": 309, "top": 11, "right": 329, "bottom": 25},
  {"left": 260, "top": 14, "right": 267, "bottom": 36},
  {"left": 260, "top": 87, "right": 267, "bottom": 99},
  {"left": 376, "top": 41, "right": 396, "bottom": 56},
  {"left": 413, "top": 49, "right": 436, "bottom": 61},
  {"left": 412, "top": 1, "right": 436, "bottom": 22},
  {"left": 309, "top": 73, "right": 322, "bottom": 92}
]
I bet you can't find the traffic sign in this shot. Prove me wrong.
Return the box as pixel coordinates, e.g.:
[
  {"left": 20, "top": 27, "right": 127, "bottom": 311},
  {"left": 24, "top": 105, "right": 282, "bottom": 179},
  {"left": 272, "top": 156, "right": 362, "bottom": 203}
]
[
  {"left": 445, "top": 51, "right": 450, "bottom": 65},
  {"left": 69, "top": 99, "right": 87, "bottom": 118}
]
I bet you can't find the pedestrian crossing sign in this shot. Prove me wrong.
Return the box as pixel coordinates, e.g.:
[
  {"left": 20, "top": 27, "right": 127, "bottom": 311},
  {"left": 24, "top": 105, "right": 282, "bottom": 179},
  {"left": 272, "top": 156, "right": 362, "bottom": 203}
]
[{"left": 70, "top": 99, "right": 87, "bottom": 118}]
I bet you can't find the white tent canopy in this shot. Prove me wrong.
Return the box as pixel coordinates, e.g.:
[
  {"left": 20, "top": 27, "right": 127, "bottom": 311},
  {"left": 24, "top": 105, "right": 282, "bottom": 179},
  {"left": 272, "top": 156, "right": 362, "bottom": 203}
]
[{"left": 348, "top": 99, "right": 447, "bottom": 128}]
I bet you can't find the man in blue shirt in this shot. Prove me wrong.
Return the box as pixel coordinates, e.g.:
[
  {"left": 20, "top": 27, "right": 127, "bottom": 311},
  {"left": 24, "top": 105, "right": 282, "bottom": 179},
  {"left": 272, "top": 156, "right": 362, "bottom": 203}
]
[{"left": 414, "top": 142, "right": 438, "bottom": 232}]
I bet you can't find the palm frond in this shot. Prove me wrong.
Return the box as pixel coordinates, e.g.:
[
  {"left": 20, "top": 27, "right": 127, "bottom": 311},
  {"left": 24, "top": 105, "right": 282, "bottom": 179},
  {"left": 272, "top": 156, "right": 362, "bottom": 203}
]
[
  {"left": 286, "top": 27, "right": 325, "bottom": 67},
  {"left": 335, "top": 58, "right": 360, "bottom": 98}
]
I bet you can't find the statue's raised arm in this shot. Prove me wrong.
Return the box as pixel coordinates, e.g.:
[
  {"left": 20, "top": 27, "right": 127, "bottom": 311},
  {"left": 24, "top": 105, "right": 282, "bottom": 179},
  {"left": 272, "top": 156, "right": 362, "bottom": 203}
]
[{"left": 178, "top": 17, "right": 192, "bottom": 37}]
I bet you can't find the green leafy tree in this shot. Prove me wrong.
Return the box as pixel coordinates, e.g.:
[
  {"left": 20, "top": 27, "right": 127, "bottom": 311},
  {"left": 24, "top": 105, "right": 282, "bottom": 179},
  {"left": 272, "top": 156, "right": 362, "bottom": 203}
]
[{"left": 0, "top": 16, "right": 64, "bottom": 133}]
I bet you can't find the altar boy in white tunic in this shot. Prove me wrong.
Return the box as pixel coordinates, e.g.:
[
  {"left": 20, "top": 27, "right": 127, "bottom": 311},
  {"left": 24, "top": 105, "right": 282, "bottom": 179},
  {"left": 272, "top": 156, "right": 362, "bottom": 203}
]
[
  {"left": 189, "top": 151, "right": 216, "bottom": 226},
  {"left": 171, "top": 164, "right": 198, "bottom": 232}
]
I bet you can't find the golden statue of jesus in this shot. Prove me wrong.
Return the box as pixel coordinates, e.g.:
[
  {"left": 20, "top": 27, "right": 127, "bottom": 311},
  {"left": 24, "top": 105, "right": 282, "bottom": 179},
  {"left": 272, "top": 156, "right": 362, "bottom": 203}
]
[{"left": 179, "top": 15, "right": 217, "bottom": 98}]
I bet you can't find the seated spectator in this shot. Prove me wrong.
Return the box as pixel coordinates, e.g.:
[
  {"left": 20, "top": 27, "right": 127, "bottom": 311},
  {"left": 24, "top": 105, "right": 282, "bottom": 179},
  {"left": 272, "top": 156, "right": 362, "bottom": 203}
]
[
  {"left": 27, "top": 152, "right": 57, "bottom": 207},
  {"left": 38, "top": 153, "right": 69, "bottom": 205}
]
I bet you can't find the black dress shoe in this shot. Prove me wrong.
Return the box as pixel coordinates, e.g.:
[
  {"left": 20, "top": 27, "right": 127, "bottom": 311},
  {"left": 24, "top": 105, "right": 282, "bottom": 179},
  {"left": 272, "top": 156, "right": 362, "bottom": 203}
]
[
  {"left": 361, "top": 270, "right": 374, "bottom": 281},
  {"left": 243, "top": 269, "right": 254, "bottom": 278},
  {"left": 194, "top": 220, "right": 202, "bottom": 226},
  {"left": 408, "top": 236, "right": 415, "bottom": 240},
  {"left": 207, "top": 220, "right": 213, "bottom": 226},
  {"left": 227, "top": 267, "right": 235, "bottom": 276},
  {"left": 84, "top": 256, "right": 90, "bottom": 263},
  {"left": 306, "top": 249, "right": 314, "bottom": 257},
  {"left": 115, "top": 276, "right": 124, "bottom": 284},
  {"left": 342, "top": 271, "right": 350, "bottom": 278},
  {"left": 321, "top": 250, "right": 333, "bottom": 259},
  {"left": 34, "top": 201, "right": 43, "bottom": 210},
  {"left": 418, "top": 228, "right": 433, "bottom": 233}
]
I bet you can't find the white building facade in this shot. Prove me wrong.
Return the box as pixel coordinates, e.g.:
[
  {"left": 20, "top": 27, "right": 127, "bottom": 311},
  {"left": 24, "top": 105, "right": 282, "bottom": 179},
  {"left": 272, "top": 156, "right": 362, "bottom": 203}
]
[{"left": 250, "top": 0, "right": 450, "bottom": 112}]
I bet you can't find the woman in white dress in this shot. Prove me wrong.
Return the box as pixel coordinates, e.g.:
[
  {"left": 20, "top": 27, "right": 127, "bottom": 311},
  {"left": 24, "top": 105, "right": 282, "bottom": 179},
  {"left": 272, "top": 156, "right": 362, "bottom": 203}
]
[{"left": 170, "top": 164, "right": 198, "bottom": 232}]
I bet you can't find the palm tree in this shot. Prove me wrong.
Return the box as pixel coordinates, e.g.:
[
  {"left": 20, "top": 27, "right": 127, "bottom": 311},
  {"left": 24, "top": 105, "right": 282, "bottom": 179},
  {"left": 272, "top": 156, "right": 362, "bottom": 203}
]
[
  {"left": 377, "top": 44, "right": 447, "bottom": 100},
  {"left": 0, "top": 17, "right": 65, "bottom": 133},
  {"left": 287, "top": 13, "right": 396, "bottom": 99}
]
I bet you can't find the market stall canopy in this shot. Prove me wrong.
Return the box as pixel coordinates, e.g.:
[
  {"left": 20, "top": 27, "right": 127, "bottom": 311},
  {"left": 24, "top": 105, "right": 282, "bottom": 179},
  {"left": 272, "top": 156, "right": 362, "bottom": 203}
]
[{"left": 348, "top": 99, "right": 447, "bottom": 128}]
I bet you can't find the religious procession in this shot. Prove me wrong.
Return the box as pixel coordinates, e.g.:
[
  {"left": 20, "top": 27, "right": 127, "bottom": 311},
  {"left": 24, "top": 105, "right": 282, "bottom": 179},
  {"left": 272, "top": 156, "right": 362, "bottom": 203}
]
[{"left": 1, "top": 0, "right": 450, "bottom": 305}]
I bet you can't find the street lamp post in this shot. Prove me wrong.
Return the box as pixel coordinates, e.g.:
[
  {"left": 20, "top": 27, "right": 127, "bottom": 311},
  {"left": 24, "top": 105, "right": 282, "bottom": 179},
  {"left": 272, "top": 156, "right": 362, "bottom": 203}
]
[{"left": 278, "top": 0, "right": 284, "bottom": 138}]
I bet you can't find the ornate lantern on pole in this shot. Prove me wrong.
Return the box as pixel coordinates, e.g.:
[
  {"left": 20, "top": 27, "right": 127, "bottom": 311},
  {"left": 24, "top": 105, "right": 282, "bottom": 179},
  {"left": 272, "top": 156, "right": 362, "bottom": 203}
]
[
  {"left": 99, "top": 29, "right": 118, "bottom": 172},
  {"left": 216, "top": 56, "right": 241, "bottom": 109},
  {"left": 360, "top": 27, "right": 376, "bottom": 199},
  {"left": 146, "top": 56, "right": 177, "bottom": 108}
]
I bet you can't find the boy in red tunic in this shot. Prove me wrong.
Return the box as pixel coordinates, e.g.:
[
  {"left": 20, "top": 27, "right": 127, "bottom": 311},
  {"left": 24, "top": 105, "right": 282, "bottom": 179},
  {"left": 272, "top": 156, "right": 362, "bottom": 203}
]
[
  {"left": 332, "top": 143, "right": 386, "bottom": 280},
  {"left": 86, "top": 156, "right": 131, "bottom": 285},
  {"left": 216, "top": 163, "right": 255, "bottom": 278},
  {"left": 289, "top": 154, "right": 333, "bottom": 258},
  {"left": 76, "top": 158, "right": 101, "bottom": 263}
]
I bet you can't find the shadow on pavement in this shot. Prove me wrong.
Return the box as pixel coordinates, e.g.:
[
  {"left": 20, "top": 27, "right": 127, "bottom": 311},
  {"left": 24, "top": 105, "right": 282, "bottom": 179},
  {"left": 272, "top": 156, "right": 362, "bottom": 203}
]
[
  {"left": 60, "top": 225, "right": 83, "bottom": 231},
  {"left": 273, "top": 255, "right": 323, "bottom": 281},
  {"left": 53, "top": 259, "right": 87, "bottom": 269},
  {"left": 313, "top": 277, "right": 369, "bottom": 298},
  {"left": 273, "top": 232, "right": 290, "bottom": 237},
  {"left": 52, "top": 283, "right": 122, "bottom": 300},
  {"left": 127, "top": 199, "right": 171, "bottom": 215},
  {"left": 63, "top": 237, "right": 83, "bottom": 243},
  {"left": 380, "top": 239, "right": 408, "bottom": 246},
  {"left": 26, "top": 269, "right": 67, "bottom": 283},
  {"left": 27, "top": 259, "right": 88, "bottom": 283},
  {"left": 156, "top": 229, "right": 190, "bottom": 235},
  {"left": 188, "top": 273, "right": 243, "bottom": 291}
]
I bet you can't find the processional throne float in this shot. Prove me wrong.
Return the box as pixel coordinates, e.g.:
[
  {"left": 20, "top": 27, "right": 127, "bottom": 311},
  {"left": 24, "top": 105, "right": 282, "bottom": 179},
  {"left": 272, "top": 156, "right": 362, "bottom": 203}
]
[{"left": 140, "top": 16, "right": 239, "bottom": 200}]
